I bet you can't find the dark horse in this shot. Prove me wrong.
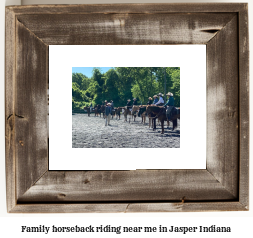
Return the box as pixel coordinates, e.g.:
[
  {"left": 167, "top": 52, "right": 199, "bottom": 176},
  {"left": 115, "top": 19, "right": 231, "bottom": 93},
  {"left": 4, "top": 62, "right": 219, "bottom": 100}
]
[
  {"left": 100, "top": 105, "right": 105, "bottom": 118},
  {"left": 111, "top": 108, "right": 116, "bottom": 119},
  {"left": 167, "top": 107, "right": 180, "bottom": 130},
  {"left": 115, "top": 107, "right": 122, "bottom": 120},
  {"left": 83, "top": 106, "right": 91, "bottom": 117},
  {"left": 138, "top": 105, "right": 148, "bottom": 124},
  {"left": 146, "top": 106, "right": 180, "bottom": 134},
  {"left": 94, "top": 105, "right": 101, "bottom": 117}
]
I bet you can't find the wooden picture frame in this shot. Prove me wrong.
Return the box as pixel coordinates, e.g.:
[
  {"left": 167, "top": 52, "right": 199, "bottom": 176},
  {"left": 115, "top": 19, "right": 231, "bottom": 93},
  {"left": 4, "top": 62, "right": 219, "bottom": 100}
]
[{"left": 5, "top": 3, "right": 249, "bottom": 213}]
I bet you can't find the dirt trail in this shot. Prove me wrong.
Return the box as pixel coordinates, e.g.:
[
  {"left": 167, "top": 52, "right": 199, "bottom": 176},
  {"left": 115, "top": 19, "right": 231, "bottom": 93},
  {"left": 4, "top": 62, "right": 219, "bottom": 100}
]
[{"left": 72, "top": 114, "right": 180, "bottom": 148}]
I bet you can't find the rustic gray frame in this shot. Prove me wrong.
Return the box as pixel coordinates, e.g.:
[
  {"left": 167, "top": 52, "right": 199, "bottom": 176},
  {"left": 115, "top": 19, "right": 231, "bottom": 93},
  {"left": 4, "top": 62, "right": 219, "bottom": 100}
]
[{"left": 5, "top": 3, "right": 249, "bottom": 213}]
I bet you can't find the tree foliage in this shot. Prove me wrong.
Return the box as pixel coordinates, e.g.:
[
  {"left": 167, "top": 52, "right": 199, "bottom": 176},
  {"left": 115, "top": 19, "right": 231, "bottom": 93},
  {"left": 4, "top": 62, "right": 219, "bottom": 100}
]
[{"left": 72, "top": 67, "right": 180, "bottom": 110}]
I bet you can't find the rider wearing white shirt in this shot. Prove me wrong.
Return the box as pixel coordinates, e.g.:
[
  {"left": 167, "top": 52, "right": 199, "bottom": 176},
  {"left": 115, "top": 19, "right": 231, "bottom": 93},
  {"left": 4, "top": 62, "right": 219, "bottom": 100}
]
[{"left": 155, "top": 93, "right": 164, "bottom": 106}]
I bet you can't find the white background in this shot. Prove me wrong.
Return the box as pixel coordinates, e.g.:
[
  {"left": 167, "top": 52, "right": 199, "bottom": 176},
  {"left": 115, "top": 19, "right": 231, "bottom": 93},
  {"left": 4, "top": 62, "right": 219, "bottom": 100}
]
[
  {"left": 1, "top": 0, "right": 252, "bottom": 237},
  {"left": 49, "top": 45, "right": 206, "bottom": 170}
]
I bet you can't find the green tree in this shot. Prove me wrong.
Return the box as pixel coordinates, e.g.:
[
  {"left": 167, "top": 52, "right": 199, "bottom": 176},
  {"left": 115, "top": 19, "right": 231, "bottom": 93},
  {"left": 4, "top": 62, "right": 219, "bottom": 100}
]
[
  {"left": 170, "top": 68, "right": 180, "bottom": 107},
  {"left": 72, "top": 73, "right": 92, "bottom": 109},
  {"left": 104, "top": 69, "right": 121, "bottom": 106},
  {"left": 115, "top": 67, "right": 134, "bottom": 105},
  {"left": 72, "top": 67, "right": 180, "bottom": 110}
]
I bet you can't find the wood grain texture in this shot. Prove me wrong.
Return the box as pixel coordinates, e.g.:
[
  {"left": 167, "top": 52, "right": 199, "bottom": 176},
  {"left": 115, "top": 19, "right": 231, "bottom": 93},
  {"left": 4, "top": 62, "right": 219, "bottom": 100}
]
[
  {"left": 18, "top": 170, "right": 236, "bottom": 202},
  {"left": 5, "top": 7, "right": 16, "bottom": 212},
  {"left": 16, "top": 13, "right": 236, "bottom": 45},
  {"left": 15, "top": 20, "right": 48, "bottom": 200},
  {"left": 10, "top": 202, "right": 247, "bottom": 213},
  {"left": 7, "top": 3, "right": 246, "bottom": 15},
  {"left": 238, "top": 4, "right": 249, "bottom": 208},
  {"left": 206, "top": 16, "right": 239, "bottom": 198}
]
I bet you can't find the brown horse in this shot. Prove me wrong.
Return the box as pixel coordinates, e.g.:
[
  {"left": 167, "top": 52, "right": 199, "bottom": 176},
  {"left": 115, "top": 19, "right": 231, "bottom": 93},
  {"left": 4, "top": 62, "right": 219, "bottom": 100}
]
[
  {"left": 123, "top": 106, "right": 132, "bottom": 123},
  {"left": 146, "top": 105, "right": 180, "bottom": 134},
  {"left": 94, "top": 105, "right": 101, "bottom": 117},
  {"left": 115, "top": 107, "right": 123, "bottom": 120},
  {"left": 83, "top": 106, "right": 91, "bottom": 117},
  {"left": 146, "top": 106, "right": 161, "bottom": 130},
  {"left": 131, "top": 105, "right": 140, "bottom": 122},
  {"left": 100, "top": 105, "right": 105, "bottom": 118}
]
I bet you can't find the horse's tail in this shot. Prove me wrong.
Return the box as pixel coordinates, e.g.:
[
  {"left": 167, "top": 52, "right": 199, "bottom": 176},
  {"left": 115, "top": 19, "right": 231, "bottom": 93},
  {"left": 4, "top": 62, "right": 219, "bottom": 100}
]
[{"left": 172, "top": 118, "right": 178, "bottom": 130}]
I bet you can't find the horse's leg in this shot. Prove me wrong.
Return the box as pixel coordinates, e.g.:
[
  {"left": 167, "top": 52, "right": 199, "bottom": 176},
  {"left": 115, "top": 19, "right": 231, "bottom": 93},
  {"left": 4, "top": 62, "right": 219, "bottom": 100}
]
[
  {"left": 161, "top": 120, "right": 164, "bottom": 134},
  {"left": 153, "top": 118, "right": 156, "bottom": 131},
  {"left": 173, "top": 118, "right": 178, "bottom": 130}
]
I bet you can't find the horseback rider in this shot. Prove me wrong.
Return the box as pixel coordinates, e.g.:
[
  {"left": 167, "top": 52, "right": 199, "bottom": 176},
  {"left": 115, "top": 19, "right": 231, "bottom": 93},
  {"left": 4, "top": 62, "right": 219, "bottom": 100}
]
[
  {"left": 153, "top": 95, "right": 158, "bottom": 104},
  {"left": 155, "top": 93, "right": 164, "bottom": 106},
  {"left": 164, "top": 92, "right": 175, "bottom": 120},
  {"left": 126, "top": 99, "right": 132, "bottom": 107},
  {"left": 147, "top": 97, "right": 152, "bottom": 105},
  {"left": 133, "top": 98, "right": 138, "bottom": 106}
]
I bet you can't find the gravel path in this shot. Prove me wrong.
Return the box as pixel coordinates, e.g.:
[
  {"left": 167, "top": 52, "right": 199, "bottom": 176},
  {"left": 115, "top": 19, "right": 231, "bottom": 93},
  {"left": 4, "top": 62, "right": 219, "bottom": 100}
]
[{"left": 72, "top": 113, "right": 180, "bottom": 148}]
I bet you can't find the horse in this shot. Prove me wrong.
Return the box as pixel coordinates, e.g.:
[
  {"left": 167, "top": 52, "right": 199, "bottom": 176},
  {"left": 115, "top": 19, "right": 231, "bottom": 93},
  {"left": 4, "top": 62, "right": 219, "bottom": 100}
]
[
  {"left": 131, "top": 105, "right": 140, "bottom": 122},
  {"left": 138, "top": 105, "right": 147, "bottom": 124},
  {"left": 146, "top": 106, "right": 160, "bottom": 129},
  {"left": 100, "top": 105, "right": 105, "bottom": 118},
  {"left": 94, "top": 105, "right": 101, "bottom": 117},
  {"left": 167, "top": 107, "right": 180, "bottom": 129},
  {"left": 83, "top": 106, "right": 91, "bottom": 117},
  {"left": 147, "top": 106, "right": 180, "bottom": 134},
  {"left": 115, "top": 107, "right": 122, "bottom": 120},
  {"left": 123, "top": 106, "right": 132, "bottom": 123},
  {"left": 111, "top": 108, "right": 116, "bottom": 119}
]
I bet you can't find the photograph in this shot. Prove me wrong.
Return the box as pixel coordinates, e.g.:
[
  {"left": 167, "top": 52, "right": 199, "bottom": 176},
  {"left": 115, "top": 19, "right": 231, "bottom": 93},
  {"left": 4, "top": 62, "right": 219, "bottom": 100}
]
[{"left": 72, "top": 67, "right": 180, "bottom": 148}]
